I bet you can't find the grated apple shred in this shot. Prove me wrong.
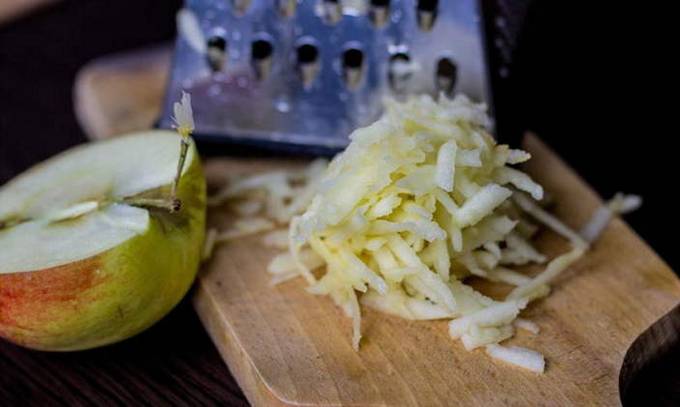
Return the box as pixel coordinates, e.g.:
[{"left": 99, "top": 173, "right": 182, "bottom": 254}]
[
  {"left": 514, "top": 318, "right": 540, "bottom": 334},
  {"left": 207, "top": 94, "right": 639, "bottom": 373}
]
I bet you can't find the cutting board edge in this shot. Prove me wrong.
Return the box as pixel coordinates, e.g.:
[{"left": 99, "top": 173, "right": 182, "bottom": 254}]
[
  {"left": 524, "top": 134, "right": 680, "bottom": 289},
  {"left": 193, "top": 280, "right": 302, "bottom": 407}
]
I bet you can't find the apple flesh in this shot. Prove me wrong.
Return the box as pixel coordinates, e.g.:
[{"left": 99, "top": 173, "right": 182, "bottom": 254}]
[{"left": 0, "top": 131, "right": 206, "bottom": 351}]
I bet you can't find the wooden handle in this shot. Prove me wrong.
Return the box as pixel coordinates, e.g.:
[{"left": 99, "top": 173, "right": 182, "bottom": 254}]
[{"left": 0, "top": 0, "right": 58, "bottom": 25}]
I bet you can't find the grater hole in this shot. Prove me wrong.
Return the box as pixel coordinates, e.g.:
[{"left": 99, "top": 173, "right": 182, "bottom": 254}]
[
  {"left": 369, "top": 0, "right": 390, "bottom": 28},
  {"left": 252, "top": 39, "right": 273, "bottom": 61},
  {"left": 342, "top": 48, "right": 364, "bottom": 89},
  {"left": 321, "top": 0, "right": 343, "bottom": 25},
  {"left": 416, "top": 0, "right": 438, "bottom": 31},
  {"left": 417, "top": 0, "right": 438, "bottom": 12},
  {"left": 297, "top": 43, "right": 320, "bottom": 88},
  {"left": 388, "top": 52, "right": 412, "bottom": 94},
  {"left": 297, "top": 43, "right": 319, "bottom": 65},
  {"left": 206, "top": 36, "right": 227, "bottom": 72},
  {"left": 435, "top": 57, "right": 457, "bottom": 95},
  {"left": 251, "top": 39, "right": 274, "bottom": 80},
  {"left": 207, "top": 36, "right": 227, "bottom": 50},
  {"left": 343, "top": 48, "right": 363, "bottom": 69}
]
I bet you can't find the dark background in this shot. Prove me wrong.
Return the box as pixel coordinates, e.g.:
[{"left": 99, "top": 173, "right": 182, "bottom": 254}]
[{"left": 0, "top": 0, "right": 676, "bottom": 405}]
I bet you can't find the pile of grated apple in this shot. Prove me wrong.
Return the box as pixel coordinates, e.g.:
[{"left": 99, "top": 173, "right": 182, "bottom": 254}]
[{"left": 207, "top": 94, "right": 640, "bottom": 373}]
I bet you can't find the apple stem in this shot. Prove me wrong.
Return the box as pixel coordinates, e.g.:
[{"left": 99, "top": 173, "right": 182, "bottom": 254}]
[
  {"left": 122, "top": 197, "right": 182, "bottom": 213},
  {"left": 170, "top": 138, "right": 190, "bottom": 206}
]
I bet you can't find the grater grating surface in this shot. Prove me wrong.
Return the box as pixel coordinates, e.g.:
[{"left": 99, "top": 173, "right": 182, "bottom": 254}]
[{"left": 160, "top": 0, "right": 492, "bottom": 152}]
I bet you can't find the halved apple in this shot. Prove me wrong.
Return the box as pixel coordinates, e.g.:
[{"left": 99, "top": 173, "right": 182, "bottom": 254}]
[{"left": 0, "top": 131, "right": 206, "bottom": 351}]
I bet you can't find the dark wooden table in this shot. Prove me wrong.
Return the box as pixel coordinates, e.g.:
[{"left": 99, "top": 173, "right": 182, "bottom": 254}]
[
  {"left": 0, "top": 295, "right": 248, "bottom": 405},
  {"left": 0, "top": 1, "right": 677, "bottom": 405}
]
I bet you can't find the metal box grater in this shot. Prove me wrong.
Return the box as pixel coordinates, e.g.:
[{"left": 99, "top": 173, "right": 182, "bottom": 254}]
[{"left": 159, "top": 0, "right": 531, "bottom": 153}]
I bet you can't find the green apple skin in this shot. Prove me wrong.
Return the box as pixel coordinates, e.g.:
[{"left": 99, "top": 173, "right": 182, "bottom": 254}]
[{"left": 0, "top": 143, "right": 206, "bottom": 351}]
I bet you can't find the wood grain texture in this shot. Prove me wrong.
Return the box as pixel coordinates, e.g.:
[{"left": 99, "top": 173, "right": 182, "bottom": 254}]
[{"left": 193, "top": 137, "right": 680, "bottom": 406}]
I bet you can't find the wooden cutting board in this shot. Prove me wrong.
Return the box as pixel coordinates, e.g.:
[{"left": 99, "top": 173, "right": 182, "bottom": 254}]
[{"left": 74, "top": 47, "right": 680, "bottom": 406}]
